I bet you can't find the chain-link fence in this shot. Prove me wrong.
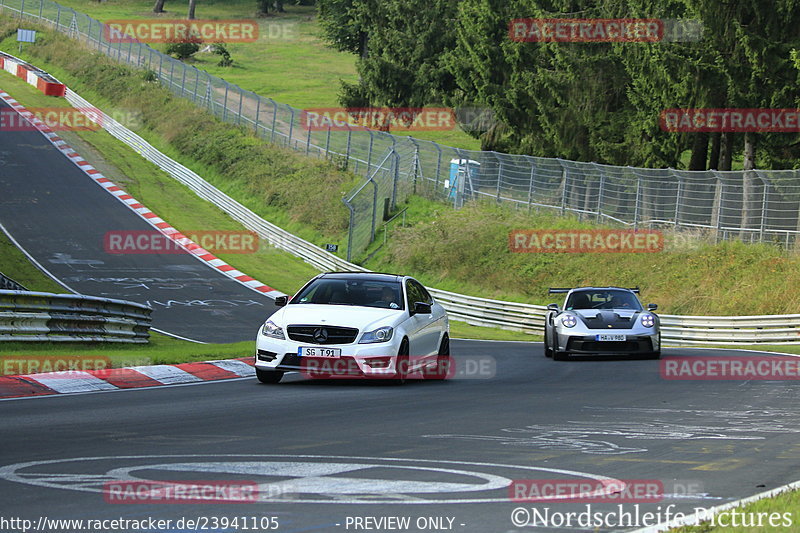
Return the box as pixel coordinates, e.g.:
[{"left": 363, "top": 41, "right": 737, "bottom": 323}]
[{"left": 6, "top": 0, "right": 800, "bottom": 261}]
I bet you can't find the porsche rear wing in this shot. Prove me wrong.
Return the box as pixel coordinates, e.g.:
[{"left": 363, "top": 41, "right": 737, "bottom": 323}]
[{"left": 548, "top": 287, "right": 640, "bottom": 294}]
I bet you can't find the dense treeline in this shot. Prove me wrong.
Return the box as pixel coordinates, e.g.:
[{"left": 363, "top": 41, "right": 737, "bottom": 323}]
[{"left": 318, "top": 0, "right": 800, "bottom": 170}]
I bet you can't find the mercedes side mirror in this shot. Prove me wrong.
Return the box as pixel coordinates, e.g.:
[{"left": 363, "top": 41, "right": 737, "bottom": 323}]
[
  {"left": 413, "top": 302, "right": 432, "bottom": 315},
  {"left": 274, "top": 296, "right": 288, "bottom": 307}
]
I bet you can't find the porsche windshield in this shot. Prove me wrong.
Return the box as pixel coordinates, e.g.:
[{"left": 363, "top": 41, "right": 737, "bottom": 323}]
[
  {"left": 291, "top": 278, "right": 405, "bottom": 310},
  {"left": 566, "top": 290, "right": 642, "bottom": 311}
]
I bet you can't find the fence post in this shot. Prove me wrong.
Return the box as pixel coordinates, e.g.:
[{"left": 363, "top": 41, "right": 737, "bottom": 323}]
[
  {"left": 38, "top": 0, "right": 42, "bottom": 19},
  {"left": 325, "top": 125, "right": 331, "bottom": 157},
  {"left": 710, "top": 172, "right": 723, "bottom": 236},
  {"left": 180, "top": 64, "right": 187, "bottom": 98},
  {"left": 345, "top": 128, "right": 352, "bottom": 164},
  {"left": 495, "top": 153, "right": 503, "bottom": 203},
  {"left": 559, "top": 162, "right": 567, "bottom": 215},
  {"left": 192, "top": 66, "right": 200, "bottom": 103},
  {"left": 344, "top": 198, "right": 355, "bottom": 263},
  {"left": 366, "top": 131, "right": 374, "bottom": 175},
  {"left": 673, "top": 170, "right": 682, "bottom": 227},
  {"left": 391, "top": 150, "right": 400, "bottom": 209},
  {"left": 287, "top": 105, "right": 295, "bottom": 148},
  {"left": 596, "top": 173, "right": 605, "bottom": 222},
  {"left": 254, "top": 96, "right": 261, "bottom": 135},
  {"left": 758, "top": 172, "right": 769, "bottom": 242},
  {"left": 269, "top": 98, "right": 277, "bottom": 142},
  {"left": 633, "top": 175, "right": 641, "bottom": 230},
  {"left": 19, "top": 0, "right": 24, "bottom": 20},
  {"left": 527, "top": 159, "right": 536, "bottom": 213},
  {"left": 55, "top": 4, "right": 60, "bottom": 29},
  {"left": 434, "top": 143, "right": 442, "bottom": 196},
  {"left": 306, "top": 125, "right": 311, "bottom": 156},
  {"left": 222, "top": 83, "right": 229, "bottom": 122},
  {"left": 371, "top": 178, "right": 378, "bottom": 242},
  {"left": 235, "top": 91, "right": 243, "bottom": 125}
]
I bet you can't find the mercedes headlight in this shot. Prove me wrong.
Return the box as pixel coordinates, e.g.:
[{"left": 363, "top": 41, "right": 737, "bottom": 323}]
[
  {"left": 359, "top": 326, "right": 394, "bottom": 344},
  {"left": 640, "top": 313, "right": 656, "bottom": 328},
  {"left": 561, "top": 314, "right": 577, "bottom": 328},
  {"left": 261, "top": 320, "right": 285, "bottom": 339}
]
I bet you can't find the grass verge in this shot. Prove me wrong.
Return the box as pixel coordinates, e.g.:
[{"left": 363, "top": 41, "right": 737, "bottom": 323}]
[
  {"left": 49, "top": 0, "right": 482, "bottom": 150},
  {"left": 667, "top": 488, "right": 800, "bottom": 532}
]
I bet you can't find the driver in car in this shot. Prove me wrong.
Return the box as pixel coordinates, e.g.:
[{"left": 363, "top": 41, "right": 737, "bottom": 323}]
[{"left": 377, "top": 286, "right": 400, "bottom": 309}]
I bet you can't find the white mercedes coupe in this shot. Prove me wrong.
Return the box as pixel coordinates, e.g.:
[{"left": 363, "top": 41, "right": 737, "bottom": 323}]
[{"left": 255, "top": 272, "right": 450, "bottom": 383}]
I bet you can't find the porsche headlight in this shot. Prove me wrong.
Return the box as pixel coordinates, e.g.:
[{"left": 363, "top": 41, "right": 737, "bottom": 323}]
[
  {"left": 359, "top": 326, "right": 394, "bottom": 344},
  {"left": 641, "top": 313, "right": 656, "bottom": 328},
  {"left": 561, "top": 314, "right": 577, "bottom": 328},
  {"left": 261, "top": 320, "right": 285, "bottom": 339}
]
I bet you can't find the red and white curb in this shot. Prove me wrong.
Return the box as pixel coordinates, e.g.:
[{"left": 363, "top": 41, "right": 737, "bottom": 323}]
[
  {"left": 0, "top": 90, "right": 286, "bottom": 299},
  {"left": 0, "top": 357, "right": 256, "bottom": 399}
]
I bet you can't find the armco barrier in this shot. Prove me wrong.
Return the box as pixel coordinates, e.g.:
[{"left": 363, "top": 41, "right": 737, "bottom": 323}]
[
  {"left": 52, "top": 87, "right": 800, "bottom": 346},
  {"left": 0, "top": 290, "right": 152, "bottom": 343},
  {"left": 0, "top": 51, "right": 65, "bottom": 96}
]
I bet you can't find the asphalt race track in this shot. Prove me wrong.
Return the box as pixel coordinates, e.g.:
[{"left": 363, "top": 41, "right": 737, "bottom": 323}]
[
  {"left": 0, "top": 99, "right": 277, "bottom": 343},
  {"left": 2, "top": 342, "right": 799, "bottom": 532}
]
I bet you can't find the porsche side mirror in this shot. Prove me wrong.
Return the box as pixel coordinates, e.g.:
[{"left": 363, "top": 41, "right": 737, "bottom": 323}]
[
  {"left": 647, "top": 303, "right": 658, "bottom": 311},
  {"left": 547, "top": 303, "right": 560, "bottom": 312}
]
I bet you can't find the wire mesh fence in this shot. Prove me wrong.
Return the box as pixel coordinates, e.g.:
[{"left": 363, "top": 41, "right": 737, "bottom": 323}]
[{"left": 6, "top": 0, "right": 800, "bottom": 261}]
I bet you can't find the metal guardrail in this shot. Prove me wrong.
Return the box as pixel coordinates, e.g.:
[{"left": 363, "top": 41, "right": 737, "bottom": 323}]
[
  {"left": 0, "top": 290, "right": 152, "bottom": 342},
  {"left": 56, "top": 89, "right": 800, "bottom": 345}
]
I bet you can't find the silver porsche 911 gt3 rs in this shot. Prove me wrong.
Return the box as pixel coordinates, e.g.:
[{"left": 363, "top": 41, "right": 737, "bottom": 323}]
[{"left": 543, "top": 287, "right": 660, "bottom": 361}]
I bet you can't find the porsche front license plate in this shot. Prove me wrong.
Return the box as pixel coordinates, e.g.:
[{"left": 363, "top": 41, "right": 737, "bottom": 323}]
[
  {"left": 298, "top": 347, "right": 341, "bottom": 358},
  {"left": 596, "top": 334, "right": 626, "bottom": 342}
]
